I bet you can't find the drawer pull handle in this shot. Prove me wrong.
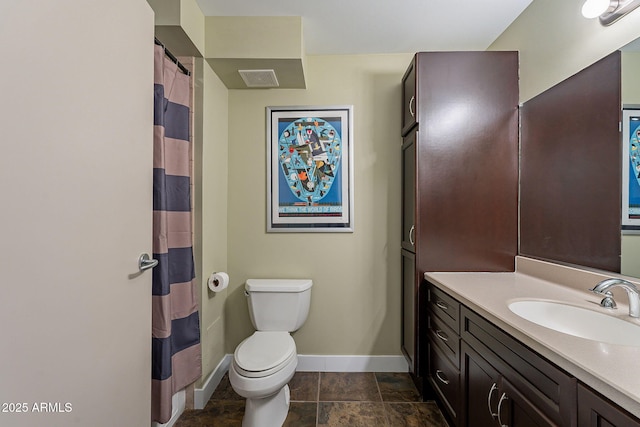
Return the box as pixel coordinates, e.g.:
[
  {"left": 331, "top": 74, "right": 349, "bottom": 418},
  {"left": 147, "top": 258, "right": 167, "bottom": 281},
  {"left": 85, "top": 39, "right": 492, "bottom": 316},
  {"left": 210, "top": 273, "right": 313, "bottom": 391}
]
[
  {"left": 409, "top": 225, "right": 415, "bottom": 245},
  {"left": 435, "top": 301, "right": 448, "bottom": 310},
  {"left": 409, "top": 96, "right": 415, "bottom": 118},
  {"left": 435, "top": 369, "right": 450, "bottom": 385},
  {"left": 435, "top": 330, "right": 448, "bottom": 342},
  {"left": 497, "top": 392, "right": 509, "bottom": 427},
  {"left": 487, "top": 383, "right": 499, "bottom": 419}
]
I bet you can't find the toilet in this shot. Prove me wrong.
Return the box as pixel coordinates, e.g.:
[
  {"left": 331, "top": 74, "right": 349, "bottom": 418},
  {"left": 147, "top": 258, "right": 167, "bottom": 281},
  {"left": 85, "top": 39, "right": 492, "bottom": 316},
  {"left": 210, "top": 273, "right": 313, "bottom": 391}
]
[{"left": 229, "top": 278, "right": 312, "bottom": 427}]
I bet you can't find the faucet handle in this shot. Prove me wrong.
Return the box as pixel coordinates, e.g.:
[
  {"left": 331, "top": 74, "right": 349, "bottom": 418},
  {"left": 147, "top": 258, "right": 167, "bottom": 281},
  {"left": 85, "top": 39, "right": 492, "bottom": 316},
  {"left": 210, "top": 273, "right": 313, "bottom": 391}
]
[{"left": 599, "top": 291, "right": 617, "bottom": 309}]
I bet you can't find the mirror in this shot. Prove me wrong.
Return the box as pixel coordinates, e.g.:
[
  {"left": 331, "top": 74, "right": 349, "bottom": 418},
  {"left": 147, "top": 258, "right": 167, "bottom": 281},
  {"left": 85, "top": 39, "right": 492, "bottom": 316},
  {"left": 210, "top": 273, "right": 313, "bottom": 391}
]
[
  {"left": 620, "top": 40, "right": 640, "bottom": 278},
  {"left": 520, "top": 42, "right": 640, "bottom": 280}
]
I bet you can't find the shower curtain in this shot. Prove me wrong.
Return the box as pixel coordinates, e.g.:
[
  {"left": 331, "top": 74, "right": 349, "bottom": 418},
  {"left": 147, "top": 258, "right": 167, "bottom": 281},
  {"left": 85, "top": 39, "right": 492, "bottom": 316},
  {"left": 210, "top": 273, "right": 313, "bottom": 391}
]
[{"left": 151, "top": 44, "right": 201, "bottom": 424}]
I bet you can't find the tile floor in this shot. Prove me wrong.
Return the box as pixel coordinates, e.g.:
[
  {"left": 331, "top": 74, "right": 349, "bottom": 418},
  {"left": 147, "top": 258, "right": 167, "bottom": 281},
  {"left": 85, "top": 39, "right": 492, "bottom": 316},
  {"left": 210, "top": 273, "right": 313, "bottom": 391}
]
[{"left": 175, "top": 371, "right": 449, "bottom": 427}]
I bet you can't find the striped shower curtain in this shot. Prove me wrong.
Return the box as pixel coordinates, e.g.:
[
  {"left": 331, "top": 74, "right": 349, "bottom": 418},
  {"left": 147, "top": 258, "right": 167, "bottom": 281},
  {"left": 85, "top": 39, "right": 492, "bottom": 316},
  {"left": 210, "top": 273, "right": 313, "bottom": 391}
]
[{"left": 151, "top": 44, "right": 201, "bottom": 424}]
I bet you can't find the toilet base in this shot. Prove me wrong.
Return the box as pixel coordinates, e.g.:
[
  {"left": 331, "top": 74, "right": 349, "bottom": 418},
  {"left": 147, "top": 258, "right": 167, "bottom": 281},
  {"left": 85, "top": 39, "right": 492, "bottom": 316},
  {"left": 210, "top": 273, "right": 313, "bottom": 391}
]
[{"left": 242, "top": 385, "right": 290, "bottom": 427}]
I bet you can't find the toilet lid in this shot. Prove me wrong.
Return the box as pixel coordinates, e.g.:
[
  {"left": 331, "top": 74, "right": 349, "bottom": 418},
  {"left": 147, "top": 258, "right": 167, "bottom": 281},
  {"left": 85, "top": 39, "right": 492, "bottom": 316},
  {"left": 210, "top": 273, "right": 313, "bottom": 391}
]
[{"left": 234, "top": 331, "right": 296, "bottom": 378}]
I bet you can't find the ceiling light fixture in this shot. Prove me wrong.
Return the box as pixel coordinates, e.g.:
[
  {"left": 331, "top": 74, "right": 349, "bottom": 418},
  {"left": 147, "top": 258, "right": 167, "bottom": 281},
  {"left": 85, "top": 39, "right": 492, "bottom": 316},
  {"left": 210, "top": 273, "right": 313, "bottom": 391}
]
[{"left": 582, "top": 0, "right": 640, "bottom": 25}]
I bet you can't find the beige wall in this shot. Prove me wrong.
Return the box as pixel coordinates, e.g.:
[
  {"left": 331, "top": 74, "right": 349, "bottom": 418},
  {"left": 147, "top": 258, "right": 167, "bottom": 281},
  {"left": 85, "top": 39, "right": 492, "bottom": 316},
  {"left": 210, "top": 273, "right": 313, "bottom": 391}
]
[
  {"left": 173, "top": 0, "right": 640, "bottom": 383},
  {"left": 195, "top": 58, "right": 230, "bottom": 386},
  {"left": 491, "top": 0, "right": 640, "bottom": 102},
  {"left": 225, "top": 54, "right": 413, "bottom": 355}
]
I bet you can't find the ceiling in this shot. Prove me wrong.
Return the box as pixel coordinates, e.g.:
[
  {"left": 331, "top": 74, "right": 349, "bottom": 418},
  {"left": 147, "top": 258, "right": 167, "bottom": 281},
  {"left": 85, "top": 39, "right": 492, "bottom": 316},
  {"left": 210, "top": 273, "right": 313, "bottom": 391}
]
[{"left": 195, "top": 0, "right": 534, "bottom": 55}]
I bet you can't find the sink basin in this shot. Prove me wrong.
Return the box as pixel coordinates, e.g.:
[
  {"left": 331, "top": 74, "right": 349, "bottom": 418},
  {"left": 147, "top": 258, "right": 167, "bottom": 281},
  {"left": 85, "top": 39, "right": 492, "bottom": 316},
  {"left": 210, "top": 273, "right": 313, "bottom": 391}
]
[{"left": 508, "top": 300, "right": 640, "bottom": 346}]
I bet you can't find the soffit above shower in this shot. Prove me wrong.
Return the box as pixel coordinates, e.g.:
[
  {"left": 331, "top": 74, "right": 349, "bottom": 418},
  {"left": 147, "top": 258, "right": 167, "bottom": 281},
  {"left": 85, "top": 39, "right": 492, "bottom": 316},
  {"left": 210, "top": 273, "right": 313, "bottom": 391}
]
[{"left": 204, "top": 16, "right": 306, "bottom": 89}]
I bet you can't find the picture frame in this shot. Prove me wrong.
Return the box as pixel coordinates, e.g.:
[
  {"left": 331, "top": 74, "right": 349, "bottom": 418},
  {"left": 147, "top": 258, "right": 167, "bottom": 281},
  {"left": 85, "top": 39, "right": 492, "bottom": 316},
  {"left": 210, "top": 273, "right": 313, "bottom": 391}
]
[
  {"left": 622, "top": 108, "right": 640, "bottom": 232},
  {"left": 266, "top": 105, "right": 354, "bottom": 232}
]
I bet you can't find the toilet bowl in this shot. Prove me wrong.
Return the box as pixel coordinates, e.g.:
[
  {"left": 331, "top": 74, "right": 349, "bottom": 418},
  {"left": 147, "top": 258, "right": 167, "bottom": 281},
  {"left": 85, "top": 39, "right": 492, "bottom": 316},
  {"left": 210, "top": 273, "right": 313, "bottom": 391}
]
[
  {"left": 229, "top": 332, "right": 297, "bottom": 426},
  {"left": 229, "top": 279, "right": 312, "bottom": 427}
]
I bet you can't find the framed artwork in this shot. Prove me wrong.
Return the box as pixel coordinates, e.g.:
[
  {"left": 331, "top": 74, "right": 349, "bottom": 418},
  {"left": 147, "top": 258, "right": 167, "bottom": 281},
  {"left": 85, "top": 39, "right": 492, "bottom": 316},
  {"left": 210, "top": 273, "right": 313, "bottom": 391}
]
[
  {"left": 622, "top": 108, "right": 640, "bottom": 231},
  {"left": 266, "top": 105, "right": 354, "bottom": 232}
]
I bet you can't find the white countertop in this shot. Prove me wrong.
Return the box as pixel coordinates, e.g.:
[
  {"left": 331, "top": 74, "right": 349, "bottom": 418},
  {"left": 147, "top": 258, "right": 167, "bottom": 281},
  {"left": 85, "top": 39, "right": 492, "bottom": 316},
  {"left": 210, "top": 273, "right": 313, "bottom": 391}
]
[{"left": 424, "top": 257, "right": 640, "bottom": 418}]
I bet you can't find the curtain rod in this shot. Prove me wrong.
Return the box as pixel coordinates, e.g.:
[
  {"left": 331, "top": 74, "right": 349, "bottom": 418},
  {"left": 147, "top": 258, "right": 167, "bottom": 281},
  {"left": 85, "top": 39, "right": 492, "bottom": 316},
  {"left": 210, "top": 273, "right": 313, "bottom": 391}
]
[{"left": 155, "top": 38, "right": 191, "bottom": 76}]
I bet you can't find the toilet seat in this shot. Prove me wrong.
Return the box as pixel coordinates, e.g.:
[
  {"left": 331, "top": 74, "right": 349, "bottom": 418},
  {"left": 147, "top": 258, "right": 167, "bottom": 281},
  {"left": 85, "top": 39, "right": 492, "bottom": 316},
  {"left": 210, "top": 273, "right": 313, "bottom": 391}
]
[{"left": 233, "top": 331, "right": 296, "bottom": 378}]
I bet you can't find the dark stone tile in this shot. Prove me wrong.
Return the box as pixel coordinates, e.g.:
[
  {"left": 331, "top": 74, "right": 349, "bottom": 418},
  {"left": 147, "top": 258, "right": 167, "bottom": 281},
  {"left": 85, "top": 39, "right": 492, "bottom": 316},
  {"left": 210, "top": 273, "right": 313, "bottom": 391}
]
[
  {"left": 319, "top": 372, "right": 381, "bottom": 402},
  {"left": 289, "top": 371, "right": 319, "bottom": 401},
  {"left": 175, "top": 400, "right": 245, "bottom": 427},
  {"left": 283, "top": 401, "right": 317, "bottom": 427},
  {"left": 385, "top": 402, "right": 449, "bottom": 427},
  {"left": 318, "top": 401, "right": 387, "bottom": 427},
  {"left": 209, "top": 373, "right": 243, "bottom": 401},
  {"left": 375, "top": 372, "right": 421, "bottom": 402}
]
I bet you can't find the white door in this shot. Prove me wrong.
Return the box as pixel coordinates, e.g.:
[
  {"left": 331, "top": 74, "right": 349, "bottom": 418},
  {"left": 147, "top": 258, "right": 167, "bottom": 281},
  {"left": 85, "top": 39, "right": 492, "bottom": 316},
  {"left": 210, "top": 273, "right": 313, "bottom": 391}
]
[{"left": 0, "top": 2, "right": 154, "bottom": 426}]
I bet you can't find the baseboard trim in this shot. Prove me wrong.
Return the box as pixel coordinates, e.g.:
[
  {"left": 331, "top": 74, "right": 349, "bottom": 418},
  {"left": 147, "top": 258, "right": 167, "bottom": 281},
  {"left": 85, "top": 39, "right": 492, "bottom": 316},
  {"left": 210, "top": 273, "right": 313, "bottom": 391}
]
[
  {"left": 151, "top": 389, "right": 185, "bottom": 427},
  {"left": 194, "top": 353, "right": 408, "bottom": 408},
  {"left": 194, "top": 355, "right": 232, "bottom": 410},
  {"left": 296, "top": 355, "right": 408, "bottom": 373}
]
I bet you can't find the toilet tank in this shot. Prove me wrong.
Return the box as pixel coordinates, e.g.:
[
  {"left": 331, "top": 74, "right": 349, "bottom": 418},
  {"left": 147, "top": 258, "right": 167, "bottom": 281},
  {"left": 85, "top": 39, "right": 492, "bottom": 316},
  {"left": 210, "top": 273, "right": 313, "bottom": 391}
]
[{"left": 245, "top": 279, "right": 312, "bottom": 332}]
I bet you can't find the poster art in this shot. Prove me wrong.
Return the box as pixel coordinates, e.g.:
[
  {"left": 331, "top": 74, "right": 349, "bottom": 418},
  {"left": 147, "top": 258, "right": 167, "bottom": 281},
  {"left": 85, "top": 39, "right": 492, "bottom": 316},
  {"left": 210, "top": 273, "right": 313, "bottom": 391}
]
[{"left": 267, "top": 106, "right": 353, "bottom": 232}]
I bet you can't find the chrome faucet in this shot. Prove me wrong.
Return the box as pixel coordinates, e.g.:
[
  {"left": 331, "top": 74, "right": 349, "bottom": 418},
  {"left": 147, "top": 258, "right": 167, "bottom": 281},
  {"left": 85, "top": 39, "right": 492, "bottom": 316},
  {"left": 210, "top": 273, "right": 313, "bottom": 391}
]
[{"left": 590, "top": 278, "right": 640, "bottom": 318}]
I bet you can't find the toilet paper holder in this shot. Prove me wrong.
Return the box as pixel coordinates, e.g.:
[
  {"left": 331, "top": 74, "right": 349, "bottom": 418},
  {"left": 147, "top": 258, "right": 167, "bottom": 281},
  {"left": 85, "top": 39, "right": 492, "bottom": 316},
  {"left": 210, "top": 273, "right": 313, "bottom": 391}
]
[{"left": 208, "top": 271, "right": 229, "bottom": 292}]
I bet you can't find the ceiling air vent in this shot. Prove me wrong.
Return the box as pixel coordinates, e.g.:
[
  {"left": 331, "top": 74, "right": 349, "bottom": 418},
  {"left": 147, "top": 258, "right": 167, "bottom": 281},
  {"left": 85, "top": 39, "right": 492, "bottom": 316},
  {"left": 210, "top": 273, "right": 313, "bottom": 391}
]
[{"left": 238, "top": 69, "right": 280, "bottom": 88}]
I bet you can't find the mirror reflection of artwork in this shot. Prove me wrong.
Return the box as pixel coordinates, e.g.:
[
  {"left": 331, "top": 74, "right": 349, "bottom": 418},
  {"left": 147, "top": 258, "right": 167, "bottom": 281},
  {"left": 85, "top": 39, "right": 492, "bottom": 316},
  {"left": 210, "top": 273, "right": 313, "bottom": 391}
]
[
  {"left": 622, "top": 110, "right": 640, "bottom": 229},
  {"left": 631, "top": 127, "right": 640, "bottom": 208},
  {"left": 267, "top": 106, "right": 353, "bottom": 232}
]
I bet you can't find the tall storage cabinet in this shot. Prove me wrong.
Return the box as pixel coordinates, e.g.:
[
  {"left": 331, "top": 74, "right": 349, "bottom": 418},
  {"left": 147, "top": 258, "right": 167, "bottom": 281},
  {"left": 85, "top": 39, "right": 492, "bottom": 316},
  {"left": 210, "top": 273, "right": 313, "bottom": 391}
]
[{"left": 400, "top": 52, "right": 519, "bottom": 395}]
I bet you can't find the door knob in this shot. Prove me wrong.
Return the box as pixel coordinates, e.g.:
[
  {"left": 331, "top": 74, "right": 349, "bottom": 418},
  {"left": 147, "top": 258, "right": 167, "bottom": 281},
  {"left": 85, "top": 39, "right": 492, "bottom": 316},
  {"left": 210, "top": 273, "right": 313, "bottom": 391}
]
[{"left": 138, "top": 253, "right": 158, "bottom": 271}]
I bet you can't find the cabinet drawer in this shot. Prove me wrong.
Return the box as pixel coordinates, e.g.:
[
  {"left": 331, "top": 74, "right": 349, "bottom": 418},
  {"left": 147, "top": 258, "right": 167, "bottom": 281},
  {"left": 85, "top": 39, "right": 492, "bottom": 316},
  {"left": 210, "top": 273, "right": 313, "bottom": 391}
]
[
  {"left": 430, "top": 343, "right": 460, "bottom": 422},
  {"left": 427, "top": 285, "right": 460, "bottom": 333},
  {"left": 428, "top": 312, "right": 459, "bottom": 369}
]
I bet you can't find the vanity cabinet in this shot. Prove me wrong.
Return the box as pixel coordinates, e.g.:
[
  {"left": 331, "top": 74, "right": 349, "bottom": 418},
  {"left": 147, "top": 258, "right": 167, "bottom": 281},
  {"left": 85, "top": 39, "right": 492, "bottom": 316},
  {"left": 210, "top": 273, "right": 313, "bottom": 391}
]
[
  {"left": 400, "top": 51, "right": 519, "bottom": 391},
  {"left": 425, "top": 282, "right": 640, "bottom": 427},
  {"left": 578, "top": 384, "right": 640, "bottom": 427}
]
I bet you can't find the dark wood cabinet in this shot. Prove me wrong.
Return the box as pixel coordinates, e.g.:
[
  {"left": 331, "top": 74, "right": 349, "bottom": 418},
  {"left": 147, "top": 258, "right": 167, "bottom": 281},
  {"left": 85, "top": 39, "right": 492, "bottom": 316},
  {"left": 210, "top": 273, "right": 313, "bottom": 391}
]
[
  {"left": 401, "top": 129, "right": 416, "bottom": 253},
  {"left": 463, "top": 342, "right": 560, "bottom": 427},
  {"left": 426, "top": 282, "right": 640, "bottom": 427},
  {"left": 461, "top": 305, "right": 576, "bottom": 427},
  {"left": 578, "top": 384, "right": 640, "bottom": 427},
  {"left": 427, "top": 286, "right": 461, "bottom": 425},
  {"left": 400, "top": 51, "right": 519, "bottom": 391},
  {"left": 401, "top": 249, "right": 417, "bottom": 376}
]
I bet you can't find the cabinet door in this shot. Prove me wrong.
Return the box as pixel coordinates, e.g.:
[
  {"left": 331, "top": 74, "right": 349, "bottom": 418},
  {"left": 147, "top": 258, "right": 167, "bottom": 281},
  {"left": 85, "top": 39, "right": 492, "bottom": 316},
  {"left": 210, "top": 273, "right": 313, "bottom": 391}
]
[
  {"left": 401, "top": 249, "right": 417, "bottom": 374},
  {"left": 401, "top": 57, "right": 417, "bottom": 135},
  {"left": 500, "top": 377, "right": 557, "bottom": 427},
  {"left": 578, "top": 384, "right": 640, "bottom": 427},
  {"left": 402, "top": 129, "right": 417, "bottom": 252},
  {"left": 462, "top": 342, "right": 501, "bottom": 427}
]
